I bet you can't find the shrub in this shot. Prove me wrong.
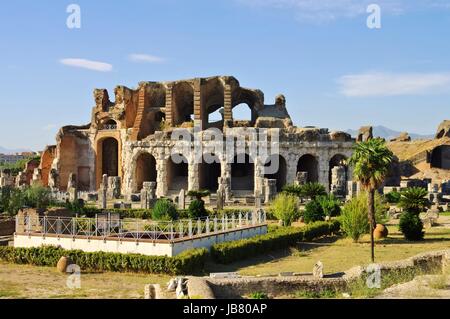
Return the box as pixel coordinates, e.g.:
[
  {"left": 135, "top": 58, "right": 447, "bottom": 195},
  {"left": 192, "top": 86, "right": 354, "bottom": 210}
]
[
  {"left": 0, "top": 186, "right": 24, "bottom": 216},
  {"left": 210, "top": 220, "right": 340, "bottom": 264},
  {"left": 187, "top": 190, "right": 211, "bottom": 200},
  {"left": 282, "top": 184, "right": 303, "bottom": 197},
  {"left": 249, "top": 292, "right": 268, "bottom": 299},
  {"left": 317, "top": 194, "right": 341, "bottom": 217},
  {"left": 152, "top": 199, "right": 178, "bottom": 221},
  {"left": 270, "top": 193, "right": 299, "bottom": 226},
  {"left": 340, "top": 195, "right": 369, "bottom": 242},
  {"left": 399, "top": 212, "right": 424, "bottom": 241},
  {"left": 0, "top": 245, "right": 208, "bottom": 275},
  {"left": 23, "top": 184, "right": 51, "bottom": 210},
  {"left": 188, "top": 199, "right": 207, "bottom": 219},
  {"left": 300, "top": 182, "right": 327, "bottom": 200},
  {"left": 384, "top": 191, "right": 401, "bottom": 204},
  {"left": 399, "top": 187, "right": 430, "bottom": 214},
  {"left": 303, "top": 200, "right": 325, "bottom": 224}
]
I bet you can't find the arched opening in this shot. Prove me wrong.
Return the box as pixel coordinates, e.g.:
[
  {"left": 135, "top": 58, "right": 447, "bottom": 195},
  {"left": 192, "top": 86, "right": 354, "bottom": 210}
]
[
  {"left": 199, "top": 154, "right": 221, "bottom": 192},
  {"left": 167, "top": 154, "right": 189, "bottom": 191},
  {"left": 101, "top": 138, "right": 119, "bottom": 177},
  {"left": 329, "top": 154, "right": 348, "bottom": 190},
  {"left": 231, "top": 154, "right": 254, "bottom": 192},
  {"left": 207, "top": 108, "right": 224, "bottom": 130},
  {"left": 431, "top": 145, "right": 450, "bottom": 169},
  {"left": 297, "top": 154, "right": 318, "bottom": 183},
  {"left": 135, "top": 153, "right": 157, "bottom": 192},
  {"left": 232, "top": 103, "right": 253, "bottom": 126},
  {"left": 172, "top": 82, "right": 194, "bottom": 127},
  {"left": 264, "top": 154, "right": 287, "bottom": 192}
]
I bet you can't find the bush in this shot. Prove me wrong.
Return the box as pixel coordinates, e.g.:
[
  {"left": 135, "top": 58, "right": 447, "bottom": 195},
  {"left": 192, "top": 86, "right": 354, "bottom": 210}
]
[
  {"left": 317, "top": 195, "right": 341, "bottom": 217},
  {"left": 152, "top": 199, "right": 178, "bottom": 221},
  {"left": 282, "top": 184, "right": 303, "bottom": 197},
  {"left": 303, "top": 200, "right": 325, "bottom": 224},
  {"left": 187, "top": 190, "right": 211, "bottom": 200},
  {"left": 270, "top": 193, "right": 299, "bottom": 226},
  {"left": 399, "top": 212, "right": 424, "bottom": 241},
  {"left": 340, "top": 195, "right": 369, "bottom": 242},
  {"left": 0, "top": 245, "right": 208, "bottom": 275},
  {"left": 399, "top": 187, "right": 430, "bottom": 214},
  {"left": 384, "top": 191, "right": 401, "bottom": 204},
  {"left": 210, "top": 220, "right": 340, "bottom": 264},
  {"left": 188, "top": 199, "right": 207, "bottom": 219},
  {"left": 300, "top": 182, "right": 327, "bottom": 200},
  {"left": 23, "top": 184, "right": 51, "bottom": 210},
  {"left": 0, "top": 186, "right": 25, "bottom": 216}
]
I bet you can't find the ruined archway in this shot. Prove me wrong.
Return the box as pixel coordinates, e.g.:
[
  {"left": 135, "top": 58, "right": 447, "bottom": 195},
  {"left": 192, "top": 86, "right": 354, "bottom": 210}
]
[
  {"left": 101, "top": 138, "right": 119, "bottom": 177},
  {"left": 135, "top": 153, "right": 157, "bottom": 192},
  {"left": 329, "top": 154, "right": 348, "bottom": 191},
  {"left": 264, "top": 154, "right": 287, "bottom": 192},
  {"left": 431, "top": 145, "right": 450, "bottom": 169},
  {"left": 297, "top": 154, "right": 318, "bottom": 183},
  {"left": 199, "top": 154, "right": 221, "bottom": 192},
  {"left": 172, "top": 82, "right": 194, "bottom": 127},
  {"left": 231, "top": 154, "right": 254, "bottom": 192},
  {"left": 167, "top": 154, "right": 189, "bottom": 191}
]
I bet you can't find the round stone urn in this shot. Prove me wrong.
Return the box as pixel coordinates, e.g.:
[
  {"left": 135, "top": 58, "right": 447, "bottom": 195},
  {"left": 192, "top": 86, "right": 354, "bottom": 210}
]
[
  {"left": 56, "top": 256, "right": 73, "bottom": 273},
  {"left": 373, "top": 224, "right": 389, "bottom": 239}
]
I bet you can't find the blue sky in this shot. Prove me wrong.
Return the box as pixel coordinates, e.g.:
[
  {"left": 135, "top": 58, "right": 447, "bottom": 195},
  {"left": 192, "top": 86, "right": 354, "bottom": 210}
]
[{"left": 0, "top": 0, "right": 449, "bottom": 151}]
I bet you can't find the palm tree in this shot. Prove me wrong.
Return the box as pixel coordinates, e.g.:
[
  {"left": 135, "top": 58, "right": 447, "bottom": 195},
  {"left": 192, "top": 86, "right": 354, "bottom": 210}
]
[
  {"left": 399, "top": 187, "right": 430, "bottom": 214},
  {"left": 349, "top": 138, "right": 393, "bottom": 262},
  {"left": 300, "top": 182, "right": 327, "bottom": 200}
]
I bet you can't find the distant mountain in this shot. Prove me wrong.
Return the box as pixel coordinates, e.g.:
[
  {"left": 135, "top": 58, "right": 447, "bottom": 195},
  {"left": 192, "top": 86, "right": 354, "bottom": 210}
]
[
  {"left": 345, "top": 126, "right": 434, "bottom": 141},
  {"left": 0, "top": 146, "right": 33, "bottom": 155}
]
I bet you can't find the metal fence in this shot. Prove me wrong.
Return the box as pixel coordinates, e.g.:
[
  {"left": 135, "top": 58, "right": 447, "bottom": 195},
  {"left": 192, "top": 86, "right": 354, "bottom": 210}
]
[{"left": 16, "top": 211, "right": 267, "bottom": 242}]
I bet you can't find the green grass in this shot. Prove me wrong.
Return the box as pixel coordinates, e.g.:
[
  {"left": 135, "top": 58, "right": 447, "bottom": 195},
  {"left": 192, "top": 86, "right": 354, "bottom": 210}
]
[{"left": 293, "top": 289, "right": 338, "bottom": 299}]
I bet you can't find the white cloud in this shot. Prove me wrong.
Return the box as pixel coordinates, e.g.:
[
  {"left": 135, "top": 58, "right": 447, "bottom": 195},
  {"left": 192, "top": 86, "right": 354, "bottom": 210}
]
[
  {"left": 59, "top": 58, "right": 113, "bottom": 72},
  {"left": 129, "top": 53, "right": 166, "bottom": 63},
  {"left": 338, "top": 71, "right": 450, "bottom": 97}
]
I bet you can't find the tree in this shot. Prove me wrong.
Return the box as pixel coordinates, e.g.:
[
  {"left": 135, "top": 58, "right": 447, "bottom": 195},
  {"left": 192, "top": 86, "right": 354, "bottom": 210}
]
[
  {"left": 270, "top": 193, "right": 299, "bottom": 226},
  {"left": 398, "top": 187, "right": 430, "bottom": 215},
  {"left": 349, "top": 138, "right": 393, "bottom": 262}
]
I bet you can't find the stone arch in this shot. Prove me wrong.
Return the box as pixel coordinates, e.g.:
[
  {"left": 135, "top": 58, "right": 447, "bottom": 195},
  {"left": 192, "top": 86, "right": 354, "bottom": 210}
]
[
  {"left": 99, "top": 137, "right": 119, "bottom": 177},
  {"left": 172, "top": 82, "right": 194, "bottom": 127},
  {"left": 297, "top": 154, "right": 319, "bottom": 183},
  {"left": 199, "top": 153, "right": 222, "bottom": 192},
  {"left": 264, "top": 154, "right": 287, "bottom": 192},
  {"left": 430, "top": 145, "right": 450, "bottom": 169},
  {"left": 134, "top": 152, "right": 157, "bottom": 192},
  {"left": 166, "top": 153, "right": 189, "bottom": 191},
  {"left": 329, "top": 154, "right": 348, "bottom": 191},
  {"left": 203, "top": 78, "right": 225, "bottom": 130},
  {"left": 231, "top": 153, "right": 254, "bottom": 192}
]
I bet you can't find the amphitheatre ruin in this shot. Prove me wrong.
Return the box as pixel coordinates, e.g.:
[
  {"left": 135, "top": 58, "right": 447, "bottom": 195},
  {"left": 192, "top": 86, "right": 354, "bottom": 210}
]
[{"left": 1, "top": 76, "right": 449, "bottom": 203}]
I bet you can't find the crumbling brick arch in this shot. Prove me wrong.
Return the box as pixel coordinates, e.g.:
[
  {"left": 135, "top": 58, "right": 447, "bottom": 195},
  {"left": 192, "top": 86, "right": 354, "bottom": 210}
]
[
  {"left": 202, "top": 77, "right": 226, "bottom": 130},
  {"left": 137, "top": 83, "right": 167, "bottom": 140},
  {"left": 297, "top": 154, "right": 319, "bottom": 183},
  {"left": 95, "top": 136, "right": 121, "bottom": 189},
  {"left": 263, "top": 154, "right": 287, "bottom": 191},
  {"left": 133, "top": 152, "right": 157, "bottom": 192},
  {"left": 171, "top": 81, "right": 194, "bottom": 127},
  {"left": 231, "top": 88, "right": 262, "bottom": 126}
]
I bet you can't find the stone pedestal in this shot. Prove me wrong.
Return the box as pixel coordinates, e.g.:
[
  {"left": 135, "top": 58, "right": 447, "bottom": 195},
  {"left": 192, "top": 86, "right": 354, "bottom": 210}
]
[
  {"left": 140, "top": 182, "right": 157, "bottom": 209},
  {"left": 107, "top": 177, "right": 121, "bottom": 200},
  {"left": 295, "top": 171, "right": 308, "bottom": 186},
  {"left": 98, "top": 174, "right": 108, "bottom": 209},
  {"left": 330, "top": 165, "right": 346, "bottom": 197}
]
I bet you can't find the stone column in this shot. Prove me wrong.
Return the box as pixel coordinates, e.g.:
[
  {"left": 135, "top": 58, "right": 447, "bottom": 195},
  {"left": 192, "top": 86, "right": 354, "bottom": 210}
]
[
  {"left": 188, "top": 162, "right": 199, "bottom": 191},
  {"left": 254, "top": 157, "right": 265, "bottom": 197},
  {"left": 156, "top": 157, "right": 167, "bottom": 197},
  {"left": 286, "top": 155, "right": 298, "bottom": 185},
  {"left": 318, "top": 156, "right": 330, "bottom": 192}
]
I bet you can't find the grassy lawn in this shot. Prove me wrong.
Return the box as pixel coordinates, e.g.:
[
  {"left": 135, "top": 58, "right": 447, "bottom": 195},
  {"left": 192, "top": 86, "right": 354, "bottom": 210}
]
[
  {"left": 0, "top": 262, "right": 171, "bottom": 299},
  {"left": 206, "top": 223, "right": 450, "bottom": 276}
]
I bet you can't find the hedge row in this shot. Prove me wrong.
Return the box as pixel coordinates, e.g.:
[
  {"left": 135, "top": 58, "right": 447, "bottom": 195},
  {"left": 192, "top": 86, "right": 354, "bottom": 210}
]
[
  {"left": 0, "top": 245, "right": 208, "bottom": 275},
  {"left": 210, "top": 220, "right": 341, "bottom": 264}
]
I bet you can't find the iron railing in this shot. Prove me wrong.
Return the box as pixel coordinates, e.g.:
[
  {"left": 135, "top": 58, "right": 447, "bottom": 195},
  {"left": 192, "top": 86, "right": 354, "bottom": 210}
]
[{"left": 16, "top": 211, "right": 266, "bottom": 242}]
